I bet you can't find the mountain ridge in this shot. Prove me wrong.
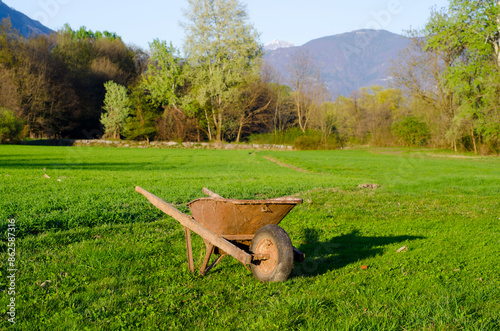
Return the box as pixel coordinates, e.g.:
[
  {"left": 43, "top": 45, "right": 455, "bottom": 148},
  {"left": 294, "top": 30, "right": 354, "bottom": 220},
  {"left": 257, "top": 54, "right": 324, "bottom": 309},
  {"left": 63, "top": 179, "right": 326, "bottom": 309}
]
[
  {"left": 264, "top": 29, "right": 409, "bottom": 97},
  {"left": 0, "top": 0, "right": 52, "bottom": 37}
]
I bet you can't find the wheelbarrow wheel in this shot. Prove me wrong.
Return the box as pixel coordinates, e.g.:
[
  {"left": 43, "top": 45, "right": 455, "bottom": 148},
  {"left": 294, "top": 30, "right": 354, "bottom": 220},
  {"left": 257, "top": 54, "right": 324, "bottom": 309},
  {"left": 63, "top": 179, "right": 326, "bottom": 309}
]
[{"left": 250, "top": 224, "right": 294, "bottom": 282}]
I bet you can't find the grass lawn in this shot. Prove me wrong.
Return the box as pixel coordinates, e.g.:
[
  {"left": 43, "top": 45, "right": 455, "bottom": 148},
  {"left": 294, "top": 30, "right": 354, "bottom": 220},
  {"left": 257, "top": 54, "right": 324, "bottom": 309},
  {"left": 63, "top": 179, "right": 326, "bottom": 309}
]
[{"left": 0, "top": 145, "right": 499, "bottom": 330}]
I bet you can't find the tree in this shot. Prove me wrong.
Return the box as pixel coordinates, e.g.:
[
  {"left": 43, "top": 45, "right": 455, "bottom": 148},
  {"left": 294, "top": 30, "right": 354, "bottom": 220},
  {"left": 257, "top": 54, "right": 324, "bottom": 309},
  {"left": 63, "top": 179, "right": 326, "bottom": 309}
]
[
  {"left": 331, "top": 94, "right": 356, "bottom": 144},
  {"left": 142, "top": 40, "right": 185, "bottom": 110},
  {"left": 0, "top": 19, "right": 20, "bottom": 114},
  {"left": 2, "top": 30, "right": 80, "bottom": 138},
  {"left": 100, "top": 81, "right": 130, "bottom": 139},
  {"left": 287, "top": 50, "right": 327, "bottom": 133},
  {"left": 422, "top": 1, "right": 500, "bottom": 153},
  {"left": 330, "top": 87, "right": 405, "bottom": 146},
  {"left": 182, "top": 0, "right": 262, "bottom": 142},
  {"left": 392, "top": 116, "right": 430, "bottom": 146},
  {"left": 230, "top": 75, "right": 272, "bottom": 142},
  {"left": 261, "top": 63, "right": 295, "bottom": 133},
  {"left": 315, "top": 101, "right": 336, "bottom": 144},
  {"left": 269, "top": 83, "right": 295, "bottom": 133},
  {"left": 360, "top": 86, "right": 405, "bottom": 145},
  {"left": 0, "top": 107, "right": 24, "bottom": 143},
  {"left": 122, "top": 87, "right": 159, "bottom": 141},
  {"left": 390, "top": 30, "right": 457, "bottom": 148},
  {"left": 141, "top": 39, "right": 203, "bottom": 141},
  {"left": 52, "top": 25, "right": 138, "bottom": 137},
  {"left": 0, "top": 18, "right": 16, "bottom": 67}
]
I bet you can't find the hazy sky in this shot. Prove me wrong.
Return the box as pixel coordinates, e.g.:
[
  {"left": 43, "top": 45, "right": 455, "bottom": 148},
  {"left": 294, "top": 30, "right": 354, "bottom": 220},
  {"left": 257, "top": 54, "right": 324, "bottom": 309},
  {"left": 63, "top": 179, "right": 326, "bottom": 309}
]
[{"left": 4, "top": 0, "right": 450, "bottom": 51}]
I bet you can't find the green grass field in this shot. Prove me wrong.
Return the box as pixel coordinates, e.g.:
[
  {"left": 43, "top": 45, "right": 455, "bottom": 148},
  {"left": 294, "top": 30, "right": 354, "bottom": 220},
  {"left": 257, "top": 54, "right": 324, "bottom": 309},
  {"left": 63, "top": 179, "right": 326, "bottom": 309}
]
[{"left": 1, "top": 145, "right": 499, "bottom": 330}]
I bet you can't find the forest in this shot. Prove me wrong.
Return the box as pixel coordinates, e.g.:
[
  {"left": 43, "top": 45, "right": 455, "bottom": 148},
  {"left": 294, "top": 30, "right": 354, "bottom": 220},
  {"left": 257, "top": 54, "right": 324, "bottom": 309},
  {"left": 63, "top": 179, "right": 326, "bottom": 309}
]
[{"left": 0, "top": 0, "right": 499, "bottom": 154}]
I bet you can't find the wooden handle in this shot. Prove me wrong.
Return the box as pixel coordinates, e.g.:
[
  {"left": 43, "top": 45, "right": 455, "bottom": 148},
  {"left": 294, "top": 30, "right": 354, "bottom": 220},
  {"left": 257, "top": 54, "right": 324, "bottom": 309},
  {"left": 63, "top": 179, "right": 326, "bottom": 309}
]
[
  {"left": 135, "top": 186, "right": 251, "bottom": 265},
  {"left": 202, "top": 187, "right": 224, "bottom": 199}
]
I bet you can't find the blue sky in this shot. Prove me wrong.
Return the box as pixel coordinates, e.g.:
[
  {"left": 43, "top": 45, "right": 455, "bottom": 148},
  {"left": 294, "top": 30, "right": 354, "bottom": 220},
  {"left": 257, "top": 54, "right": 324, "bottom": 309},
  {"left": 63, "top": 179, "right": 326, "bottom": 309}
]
[{"left": 4, "top": 0, "right": 450, "bottom": 52}]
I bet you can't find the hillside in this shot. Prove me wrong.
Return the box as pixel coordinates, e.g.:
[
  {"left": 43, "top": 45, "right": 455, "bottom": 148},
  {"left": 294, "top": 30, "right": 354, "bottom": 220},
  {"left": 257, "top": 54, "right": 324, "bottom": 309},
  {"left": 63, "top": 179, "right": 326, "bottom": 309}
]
[
  {"left": 0, "top": 0, "right": 52, "bottom": 37},
  {"left": 264, "top": 29, "right": 410, "bottom": 97},
  {"left": 0, "top": 2, "right": 407, "bottom": 98}
]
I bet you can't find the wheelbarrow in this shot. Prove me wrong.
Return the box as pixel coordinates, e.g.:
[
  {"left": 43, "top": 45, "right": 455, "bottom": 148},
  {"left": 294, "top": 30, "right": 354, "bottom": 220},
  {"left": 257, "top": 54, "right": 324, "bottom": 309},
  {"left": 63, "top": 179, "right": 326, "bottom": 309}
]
[{"left": 135, "top": 186, "right": 305, "bottom": 282}]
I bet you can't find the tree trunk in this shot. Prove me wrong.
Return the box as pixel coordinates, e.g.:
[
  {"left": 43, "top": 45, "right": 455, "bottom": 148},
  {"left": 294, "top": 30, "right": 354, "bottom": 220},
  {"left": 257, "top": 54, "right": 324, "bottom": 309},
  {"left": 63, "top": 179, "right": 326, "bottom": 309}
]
[
  {"left": 236, "top": 114, "right": 245, "bottom": 143},
  {"left": 204, "top": 108, "right": 212, "bottom": 141},
  {"left": 497, "top": 1, "right": 500, "bottom": 67},
  {"left": 274, "top": 103, "right": 279, "bottom": 132},
  {"left": 216, "top": 111, "right": 223, "bottom": 142},
  {"left": 471, "top": 125, "right": 478, "bottom": 155},
  {"left": 296, "top": 97, "right": 305, "bottom": 133}
]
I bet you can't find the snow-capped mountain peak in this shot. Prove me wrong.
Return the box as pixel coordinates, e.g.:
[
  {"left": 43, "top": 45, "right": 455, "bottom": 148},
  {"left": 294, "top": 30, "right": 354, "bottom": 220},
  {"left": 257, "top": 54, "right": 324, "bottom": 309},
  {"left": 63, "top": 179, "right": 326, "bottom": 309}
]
[{"left": 264, "top": 39, "right": 294, "bottom": 51}]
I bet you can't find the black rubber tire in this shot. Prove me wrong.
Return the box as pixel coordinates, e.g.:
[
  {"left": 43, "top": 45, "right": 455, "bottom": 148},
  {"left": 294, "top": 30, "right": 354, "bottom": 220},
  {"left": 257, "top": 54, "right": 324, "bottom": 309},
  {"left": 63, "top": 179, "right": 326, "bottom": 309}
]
[{"left": 250, "top": 224, "right": 294, "bottom": 282}]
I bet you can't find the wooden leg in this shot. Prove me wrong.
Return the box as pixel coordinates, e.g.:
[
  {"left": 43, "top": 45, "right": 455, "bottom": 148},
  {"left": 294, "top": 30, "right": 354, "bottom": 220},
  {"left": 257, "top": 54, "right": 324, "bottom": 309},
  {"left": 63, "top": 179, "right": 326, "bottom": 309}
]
[
  {"left": 200, "top": 242, "right": 214, "bottom": 276},
  {"left": 204, "top": 254, "right": 226, "bottom": 275},
  {"left": 184, "top": 227, "right": 194, "bottom": 273}
]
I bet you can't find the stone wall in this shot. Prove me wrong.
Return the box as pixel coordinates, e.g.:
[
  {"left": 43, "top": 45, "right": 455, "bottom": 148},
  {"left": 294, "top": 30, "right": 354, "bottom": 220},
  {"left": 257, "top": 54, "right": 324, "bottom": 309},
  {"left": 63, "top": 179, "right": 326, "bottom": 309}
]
[{"left": 71, "top": 140, "right": 293, "bottom": 150}]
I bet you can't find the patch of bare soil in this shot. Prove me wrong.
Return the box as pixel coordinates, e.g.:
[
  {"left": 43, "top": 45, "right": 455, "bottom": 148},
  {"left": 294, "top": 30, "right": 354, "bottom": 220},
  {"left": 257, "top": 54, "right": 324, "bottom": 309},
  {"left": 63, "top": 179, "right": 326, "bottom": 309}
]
[
  {"left": 263, "top": 156, "right": 314, "bottom": 174},
  {"left": 358, "top": 183, "right": 380, "bottom": 190}
]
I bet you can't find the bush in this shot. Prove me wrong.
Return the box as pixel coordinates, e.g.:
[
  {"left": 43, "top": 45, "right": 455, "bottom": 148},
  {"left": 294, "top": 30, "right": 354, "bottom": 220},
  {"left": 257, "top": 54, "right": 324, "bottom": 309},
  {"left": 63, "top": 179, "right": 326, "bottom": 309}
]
[
  {"left": 248, "top": 128, "right": 339, "bottom": 150},
  {"left": 293, "top": 131, "right": 339, "bottom": 150},
  {"left": 248, "top": 127, "right": 305, "bottom": 145},
  {"left": 392, "top": 116, "right": 430, "bottom": 147},
  {"left": 0, "top": 108, "right": 25, "bottom": 143}
]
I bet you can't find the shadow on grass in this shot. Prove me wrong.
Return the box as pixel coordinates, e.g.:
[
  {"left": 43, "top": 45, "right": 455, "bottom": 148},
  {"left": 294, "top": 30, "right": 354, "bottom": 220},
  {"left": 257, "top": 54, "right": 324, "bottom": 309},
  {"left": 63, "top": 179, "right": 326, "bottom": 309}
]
[
  {"left": 22, "top": 139, "right": 76, "bottom": 146},
  {"left": 292, "top": 228, "right": 424, "bottom": 278},
  {"left": 0, "top": 154, "right": 184, "bottom": 171},
  {"left": 0, "top": 160, "right": 177, "bottom": 171}
]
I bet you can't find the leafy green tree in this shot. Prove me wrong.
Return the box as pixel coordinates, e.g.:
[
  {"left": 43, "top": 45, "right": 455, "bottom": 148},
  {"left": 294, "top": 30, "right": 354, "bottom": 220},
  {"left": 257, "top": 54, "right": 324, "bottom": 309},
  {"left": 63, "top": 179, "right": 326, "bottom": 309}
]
[
  {"left": 141, "top": 39, "right": 203, "bottom": 141},
  {"left": 182, "top": 0, "right": 262, "bottom": 141},
  {"left": 424, "top": 0, "right": 500, "bottom": 153},
  {"left": 0, "top": 107, "right": 24, "bottom": 143},
  {"left": 142, "top": 40, "right": 185, "bottom": 110},
  {"left": 392, "top": 116, "right": 430, "bottom": 146},
  {"left": 122, "top": 88, "right": 159, "bottom": 141},
  {"left": 100, "top": 81, "right": 130, "bottom": 139}
]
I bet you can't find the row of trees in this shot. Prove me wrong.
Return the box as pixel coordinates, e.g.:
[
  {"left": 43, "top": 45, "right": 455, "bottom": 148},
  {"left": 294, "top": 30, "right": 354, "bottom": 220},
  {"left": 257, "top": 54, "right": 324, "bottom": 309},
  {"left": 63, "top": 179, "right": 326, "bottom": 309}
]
[
  {"left": 98, "top": 0, "right": 296, "bottom": 143},
  {"left": 302, "top": 0, "right": 500, "bottom": 153},
  {"left": 0, "top": 20, "right": 140, "bottom": 139},
  {"left": 0, "top": 0, "right": 499, "bottom": 153},
  {"left": 390, "top": 0, "right": 500, "bottom": 153}
]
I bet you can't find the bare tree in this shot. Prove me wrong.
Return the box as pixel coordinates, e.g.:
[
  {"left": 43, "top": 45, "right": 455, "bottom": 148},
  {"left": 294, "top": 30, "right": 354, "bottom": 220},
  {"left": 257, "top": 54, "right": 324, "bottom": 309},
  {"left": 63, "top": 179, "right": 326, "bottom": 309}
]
[
  {"left": 389, "top": 32, "right": 457, "bottom": 149},
  {"left": 287, "top": 50, "right": 325, "bottom": 133},
  {"left": 261, "top": 63, "right": 295, "bottom": 133},
  {"left": 232, "top": 77, "right": 272, "bottom": 142}
]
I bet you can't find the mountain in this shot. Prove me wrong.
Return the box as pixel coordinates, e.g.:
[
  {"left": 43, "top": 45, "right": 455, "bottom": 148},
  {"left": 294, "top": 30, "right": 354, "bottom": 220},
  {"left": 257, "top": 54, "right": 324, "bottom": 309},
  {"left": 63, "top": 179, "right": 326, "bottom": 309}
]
[
  {"left": 264, "top": 29, "right": 410, "bottom": 97},
  {"left": 264, "top": 39, "right": 294, "bottom": 51},
  {"left": 0, "top": 0, "right": 52, "bottom": 37}
]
